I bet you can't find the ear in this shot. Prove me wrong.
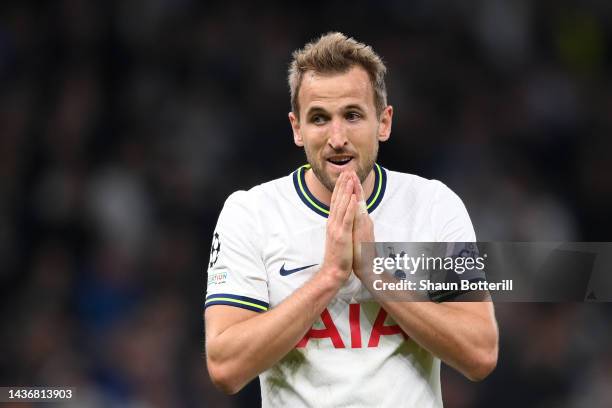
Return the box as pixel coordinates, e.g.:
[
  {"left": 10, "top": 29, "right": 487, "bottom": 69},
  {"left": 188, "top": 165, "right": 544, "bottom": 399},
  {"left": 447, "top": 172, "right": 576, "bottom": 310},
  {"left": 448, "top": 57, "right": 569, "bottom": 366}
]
[
  {"left": 289, "top": 111, "right": 304, "bottom": 147},
  {"left": 377, "top": 105, "right": 393, "bottom": 142}
]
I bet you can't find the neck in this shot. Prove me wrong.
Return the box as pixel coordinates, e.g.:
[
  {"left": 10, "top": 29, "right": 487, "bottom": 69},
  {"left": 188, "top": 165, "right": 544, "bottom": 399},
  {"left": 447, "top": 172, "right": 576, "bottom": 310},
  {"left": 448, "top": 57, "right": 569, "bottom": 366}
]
[{"left": 305, "top": 167, "right": 376, "bottom": 206}]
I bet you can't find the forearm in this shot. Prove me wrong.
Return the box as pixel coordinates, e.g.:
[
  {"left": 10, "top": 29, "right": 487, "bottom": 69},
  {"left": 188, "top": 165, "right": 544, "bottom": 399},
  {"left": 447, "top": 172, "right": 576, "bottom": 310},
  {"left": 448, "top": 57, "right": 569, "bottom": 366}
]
[
  {"left": 207, "top": 172, "right": 358, "bottom": 393},
  {"left": 206, "top": 269, "right": 342, "bottom": 393},
  {"left": 355, "top": 239, "right": 497, "bottom": 380},
  {"left": 379, "top": 299, "right": 498, "bottom": 381}
]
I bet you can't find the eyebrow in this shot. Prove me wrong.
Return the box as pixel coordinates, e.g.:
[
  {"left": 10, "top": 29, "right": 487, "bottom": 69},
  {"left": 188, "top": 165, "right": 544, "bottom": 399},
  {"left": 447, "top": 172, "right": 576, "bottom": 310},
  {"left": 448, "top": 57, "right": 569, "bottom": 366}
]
[
  {"left": 305, "top": 104, "right": 366, "bottom": 116},
  {"left": 305, "top": 106, "right": 328, "bottom": 116},
  {"left": 344, "top": 104, "right": 366, "bottom": 112}
]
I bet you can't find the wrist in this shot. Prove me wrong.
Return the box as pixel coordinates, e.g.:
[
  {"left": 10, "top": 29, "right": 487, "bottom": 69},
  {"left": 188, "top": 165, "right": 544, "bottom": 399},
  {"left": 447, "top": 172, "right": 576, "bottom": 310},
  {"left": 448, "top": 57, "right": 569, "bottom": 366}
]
[{"left": 315, "top": 264, "right": 348, "bottom": 290}]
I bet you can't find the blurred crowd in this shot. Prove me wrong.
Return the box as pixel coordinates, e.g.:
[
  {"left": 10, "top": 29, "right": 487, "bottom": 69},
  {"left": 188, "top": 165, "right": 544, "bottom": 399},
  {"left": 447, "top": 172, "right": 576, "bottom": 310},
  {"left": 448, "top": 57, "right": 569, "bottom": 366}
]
[{"left": 1, "top": 1, "right": 612, "bottom": 407}]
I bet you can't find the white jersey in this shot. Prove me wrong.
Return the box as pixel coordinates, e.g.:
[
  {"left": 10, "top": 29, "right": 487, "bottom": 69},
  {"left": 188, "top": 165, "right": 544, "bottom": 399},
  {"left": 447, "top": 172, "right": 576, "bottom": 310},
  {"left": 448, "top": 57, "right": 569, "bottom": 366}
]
[{"left": 206, "top": 164, "right": 476, "bottom": 408}]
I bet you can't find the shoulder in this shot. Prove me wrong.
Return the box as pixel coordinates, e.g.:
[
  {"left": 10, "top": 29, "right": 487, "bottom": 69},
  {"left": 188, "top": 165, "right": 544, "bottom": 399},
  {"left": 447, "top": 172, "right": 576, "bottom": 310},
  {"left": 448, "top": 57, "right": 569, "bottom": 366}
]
[
  {"left": 386, "top": 169, "right": 445, "bottom": 189},
  {"left": 220, "top": 173, "right": 293, "bottom": 216},
  {"left": 383, "top": 168, "right": 474, "bottom": 239},
  {"left": 385, "top": 169, "right": 460, "bottom": 204}
]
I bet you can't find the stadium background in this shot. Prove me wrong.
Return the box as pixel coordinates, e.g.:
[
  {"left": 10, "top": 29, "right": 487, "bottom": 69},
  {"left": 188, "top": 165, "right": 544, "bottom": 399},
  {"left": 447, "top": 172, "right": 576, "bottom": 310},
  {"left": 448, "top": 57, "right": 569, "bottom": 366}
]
[{"left": 1, "top": 1, "right": 612, "bottom": 407}]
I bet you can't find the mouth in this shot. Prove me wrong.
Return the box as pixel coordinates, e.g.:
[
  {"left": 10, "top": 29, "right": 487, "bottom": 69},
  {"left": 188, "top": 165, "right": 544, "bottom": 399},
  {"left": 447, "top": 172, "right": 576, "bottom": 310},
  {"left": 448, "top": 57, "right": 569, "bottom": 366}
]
[{"left": 326, "top": 155, "right": 354, "bottom": 168}]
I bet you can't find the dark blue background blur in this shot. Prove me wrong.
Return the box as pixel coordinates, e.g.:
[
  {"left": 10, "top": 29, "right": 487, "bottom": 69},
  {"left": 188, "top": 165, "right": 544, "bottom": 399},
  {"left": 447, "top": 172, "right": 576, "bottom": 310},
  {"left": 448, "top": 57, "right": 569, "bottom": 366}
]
[{"left": 1, "top": 1, "right": 612, "bottom": 407}]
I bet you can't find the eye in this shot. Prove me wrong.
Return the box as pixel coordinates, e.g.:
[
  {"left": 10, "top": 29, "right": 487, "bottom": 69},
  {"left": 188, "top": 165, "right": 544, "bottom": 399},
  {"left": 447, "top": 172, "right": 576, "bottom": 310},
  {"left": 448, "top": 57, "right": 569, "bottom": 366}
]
[
  {"left": 311, "top": 114, "right": 328, "bottom": 125},
  {"left": 346, "top": 111, "right": 362, "bottom": 121}
]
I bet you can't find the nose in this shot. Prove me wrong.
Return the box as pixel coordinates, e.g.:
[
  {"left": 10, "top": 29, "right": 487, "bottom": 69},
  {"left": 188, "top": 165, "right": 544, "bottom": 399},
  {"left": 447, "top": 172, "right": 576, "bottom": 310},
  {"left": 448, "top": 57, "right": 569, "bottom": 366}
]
[{"left": 327, "top": 118, "right": 348, "bottom": 150}]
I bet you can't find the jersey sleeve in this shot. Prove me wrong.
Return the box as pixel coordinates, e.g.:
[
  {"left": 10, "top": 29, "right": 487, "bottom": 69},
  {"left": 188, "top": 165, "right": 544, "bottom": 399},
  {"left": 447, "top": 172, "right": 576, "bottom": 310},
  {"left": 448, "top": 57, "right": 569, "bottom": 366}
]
[
  {"left": 205, "top": 191, "right": 270, "bottom": 313},
  {"left": 429, "top": 182, "right": 485, "bottom": 302},
  {"left": 431, "top": 181, "right": 476, "bottom": 242}
]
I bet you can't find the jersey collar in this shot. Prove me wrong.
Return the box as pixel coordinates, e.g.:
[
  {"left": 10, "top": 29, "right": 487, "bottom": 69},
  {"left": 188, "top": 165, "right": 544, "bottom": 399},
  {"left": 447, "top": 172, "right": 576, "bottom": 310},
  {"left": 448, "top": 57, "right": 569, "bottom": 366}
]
[{"left": 292, "top": 163, "right": 387, "bottom": 218}]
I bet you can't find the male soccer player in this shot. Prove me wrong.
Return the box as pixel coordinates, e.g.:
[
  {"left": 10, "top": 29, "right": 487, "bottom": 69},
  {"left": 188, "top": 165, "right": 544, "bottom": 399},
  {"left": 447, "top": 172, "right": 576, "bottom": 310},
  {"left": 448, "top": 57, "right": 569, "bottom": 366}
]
[{"left": 205, "top": 32, "right": 498, "bottom": 407}]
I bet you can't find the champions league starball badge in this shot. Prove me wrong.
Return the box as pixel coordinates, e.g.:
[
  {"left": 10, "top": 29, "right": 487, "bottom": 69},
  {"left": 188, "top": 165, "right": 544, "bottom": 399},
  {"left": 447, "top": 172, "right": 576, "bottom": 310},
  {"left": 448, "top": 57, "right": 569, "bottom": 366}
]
[{"left": 209, "top": 232, "right": 221, "bottom": 268}]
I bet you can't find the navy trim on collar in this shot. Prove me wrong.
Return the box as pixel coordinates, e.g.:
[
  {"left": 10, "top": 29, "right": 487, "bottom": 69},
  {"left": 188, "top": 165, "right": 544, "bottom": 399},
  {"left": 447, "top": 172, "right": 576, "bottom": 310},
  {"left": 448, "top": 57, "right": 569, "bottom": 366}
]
[{"left": 292, "top": 163, "right": 387, "bottom": 218}]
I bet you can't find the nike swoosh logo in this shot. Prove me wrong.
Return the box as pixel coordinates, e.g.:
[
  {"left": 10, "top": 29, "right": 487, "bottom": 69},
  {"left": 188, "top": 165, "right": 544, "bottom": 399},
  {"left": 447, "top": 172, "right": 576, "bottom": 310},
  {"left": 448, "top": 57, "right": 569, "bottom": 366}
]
[{"left": 279, "top": 263, "right": 318, "bottom": 276}]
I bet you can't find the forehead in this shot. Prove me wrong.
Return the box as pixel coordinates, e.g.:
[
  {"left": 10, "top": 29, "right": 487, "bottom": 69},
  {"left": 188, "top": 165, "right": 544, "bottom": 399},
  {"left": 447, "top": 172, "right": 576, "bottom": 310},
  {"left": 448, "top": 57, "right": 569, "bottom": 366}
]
[{"left": 298, "top": 66, "right": 375, "bottom": 112}]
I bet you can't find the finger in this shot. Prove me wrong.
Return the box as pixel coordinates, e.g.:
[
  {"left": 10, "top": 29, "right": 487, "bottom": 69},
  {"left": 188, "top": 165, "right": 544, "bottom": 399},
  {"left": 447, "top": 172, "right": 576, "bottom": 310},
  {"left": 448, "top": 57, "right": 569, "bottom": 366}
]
[
  {"left": 330, "top": 172, "right": 344, "bottom": 211},
  {"left": 335, "top": 178, "right": 353, "bottom": 224},
  {"left": 347, "top": 171, "right": 358, "bottom": 194},
  {"left": 329, "top": 172, "right": 344, "bottom": 220},
  {"left": 347, "top": 172, "right": 363, "bottom": 202},
  {"left": 340, "top": 178, "right": 353, "bottom": 210},
  {"left": 350, "top": 173, "right": 367, "bottom": 215},
  {"left": 343, "top": 194, "right": 357, "bottom": 232},
  {"left": 354, "top": 173, "right": 364, "bottom": 202}
]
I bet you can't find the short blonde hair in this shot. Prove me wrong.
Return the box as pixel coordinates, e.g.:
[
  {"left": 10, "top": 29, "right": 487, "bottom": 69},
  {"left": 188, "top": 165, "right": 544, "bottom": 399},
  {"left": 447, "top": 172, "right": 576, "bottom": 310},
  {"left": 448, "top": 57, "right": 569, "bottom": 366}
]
[{"left": 288, "top": 32, "right": 388, "bottom": 118}]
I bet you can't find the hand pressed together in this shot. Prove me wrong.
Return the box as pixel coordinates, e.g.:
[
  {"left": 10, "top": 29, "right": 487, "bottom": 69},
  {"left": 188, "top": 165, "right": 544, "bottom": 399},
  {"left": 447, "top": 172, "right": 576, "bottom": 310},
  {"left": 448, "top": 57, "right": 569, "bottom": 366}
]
[{"left": 321, "top": 171, "right": 374, "bottom": 283}]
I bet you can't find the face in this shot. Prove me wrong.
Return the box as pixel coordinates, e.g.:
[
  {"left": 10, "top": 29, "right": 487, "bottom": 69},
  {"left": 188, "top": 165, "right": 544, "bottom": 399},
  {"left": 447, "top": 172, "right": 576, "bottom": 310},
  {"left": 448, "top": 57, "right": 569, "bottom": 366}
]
[{"left": 289, "top": 66, "right": 392, "bottom": 192}]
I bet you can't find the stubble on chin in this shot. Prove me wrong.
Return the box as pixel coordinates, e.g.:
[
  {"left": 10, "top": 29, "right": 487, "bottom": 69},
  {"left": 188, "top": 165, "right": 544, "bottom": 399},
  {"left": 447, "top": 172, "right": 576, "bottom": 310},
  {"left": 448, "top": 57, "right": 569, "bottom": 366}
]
[
  {"left": 308, "top": 159, "right": 375, "bottom": 194},
  {"left": 311, "top": 166, "right": 335, "bottom": 193},
  {"left": 304, "top": 144, "right": 378, "bottom": 194}
]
